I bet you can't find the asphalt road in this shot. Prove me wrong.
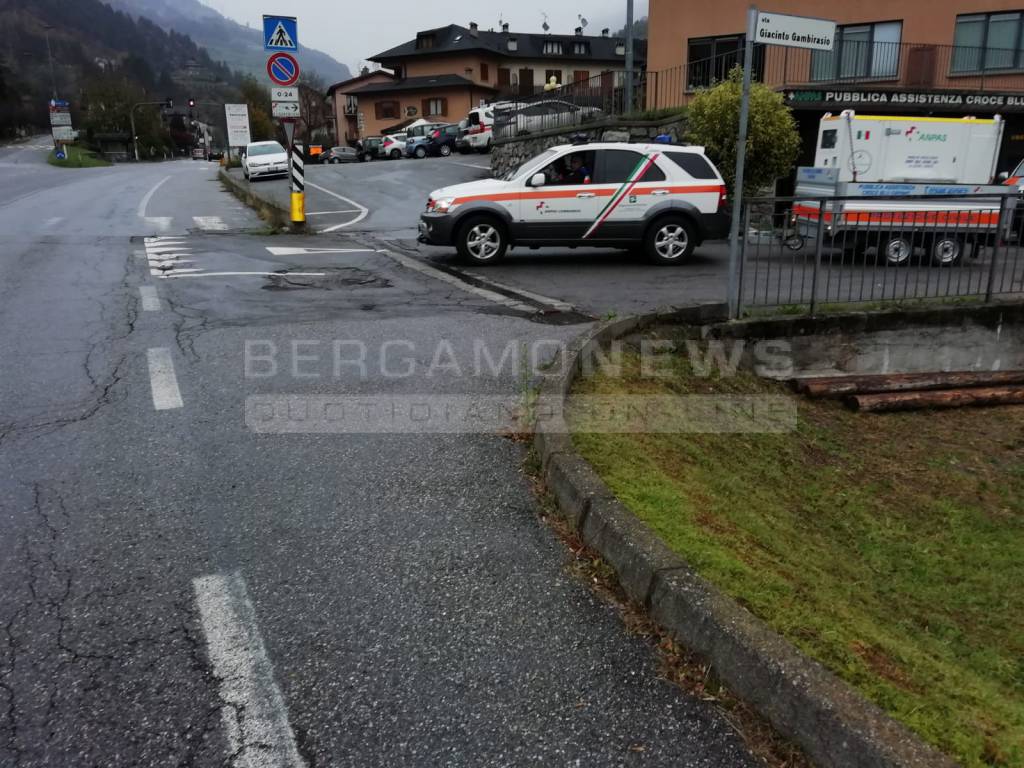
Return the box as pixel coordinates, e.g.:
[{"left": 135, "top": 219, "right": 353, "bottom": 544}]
[
  {"left": 232, "top": 156, "right": 736, "bottom": 317},
  {"left": 0, "top": 147, "right": 758, "bottom": 765}
]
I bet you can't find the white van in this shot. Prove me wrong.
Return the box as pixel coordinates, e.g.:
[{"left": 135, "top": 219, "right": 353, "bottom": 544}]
[{"left": 464, "top": 105, "right": 498, "bottom": 153}]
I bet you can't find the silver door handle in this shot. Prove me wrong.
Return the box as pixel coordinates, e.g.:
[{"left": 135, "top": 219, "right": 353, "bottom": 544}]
[
  {"left": 652, "top": 189, "right": 671, "bottom": 196},
  {"left": 576, "top": 192, "right": 596, "bottom": 199}
]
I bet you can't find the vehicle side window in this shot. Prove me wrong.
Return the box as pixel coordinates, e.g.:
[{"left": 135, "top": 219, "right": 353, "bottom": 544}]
[
  {"left": 540, "top": 150, "right": 596, "bottom": 186},
  {"left": 664, "top": 152, "right": 718, "bottom": 180},
  {"left": 594, "top": 150, "right": 662, "bottom": 184}
]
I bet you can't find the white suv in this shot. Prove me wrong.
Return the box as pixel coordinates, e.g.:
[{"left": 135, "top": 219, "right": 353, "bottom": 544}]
[{"left": 418, "top": 142, "right": 729, "bottom": 265}]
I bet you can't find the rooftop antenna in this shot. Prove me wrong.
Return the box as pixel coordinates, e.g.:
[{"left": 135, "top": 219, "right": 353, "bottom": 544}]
[{"left": 541, "top": 12, "right": 550, "bottom": 33}]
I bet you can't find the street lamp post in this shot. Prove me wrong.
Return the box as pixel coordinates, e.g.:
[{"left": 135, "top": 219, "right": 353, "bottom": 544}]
[{"left": 624, "top": 0, "right": 635, "bottom": 113}]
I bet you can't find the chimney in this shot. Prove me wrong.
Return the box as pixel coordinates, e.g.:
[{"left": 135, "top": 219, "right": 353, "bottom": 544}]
[
  {"left": 469, "top": 21, "right": 479, "bottom": 36},
  {"left": 601, "top": 28, "right": 610, "bottom": 37},
  {"left": 575, "top": 26, "right": 583, "bottom": 36},
  {"left": 361, "top": 66, "right": 370, "bottom": 76},
  {"left": 502, "top": 22, "right": 510, "bottom": 33}
]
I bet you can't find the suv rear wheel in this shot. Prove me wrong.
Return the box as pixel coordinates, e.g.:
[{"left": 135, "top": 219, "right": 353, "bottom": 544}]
[
  {"left": 456, "top": 216, "right": 508, "bottom": 265},
  {"left": 440, "top": 144, "right": 452, "bottom": 157},
  {"left": 645, "top": 217, "right": 696, "bottom": 265}
]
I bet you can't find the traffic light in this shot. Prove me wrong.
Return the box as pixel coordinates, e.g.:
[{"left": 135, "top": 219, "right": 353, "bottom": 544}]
[{"left": 188, "top": 98, "right": 196, "bottom": 108}]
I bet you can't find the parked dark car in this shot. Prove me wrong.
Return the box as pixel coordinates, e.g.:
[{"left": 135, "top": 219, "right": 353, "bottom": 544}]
[
  {"left": 357, "top": 137, "right": 383, "bottom": 161},
  {"left": 423, "top": 124, "right": 462, "bottom": 157}
]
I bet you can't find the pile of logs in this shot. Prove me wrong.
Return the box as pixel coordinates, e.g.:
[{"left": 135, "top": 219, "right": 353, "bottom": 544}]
[{"left": 790, "top": 371, "right": 1024, "bottom": 413}]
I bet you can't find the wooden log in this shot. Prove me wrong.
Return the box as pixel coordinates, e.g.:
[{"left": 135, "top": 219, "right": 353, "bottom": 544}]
[
  {"left": 846, "top": 386, "right": 1024, "bottom": 413},
  {"left": 792, "top": 370, "right": 1024, "bottom": 398}
]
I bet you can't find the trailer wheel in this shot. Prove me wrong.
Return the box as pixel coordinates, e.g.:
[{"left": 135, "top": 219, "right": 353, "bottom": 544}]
[
  {"left": 881, "top": 233, "right": 914, "bottom": 266},
  {"left": 929, "top": 235, "right": 964, "bottom": 267}
]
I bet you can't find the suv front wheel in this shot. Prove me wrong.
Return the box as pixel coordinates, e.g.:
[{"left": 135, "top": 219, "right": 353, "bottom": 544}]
[
  {"left": 645, "top": 217, "right": 696, "bottom": 265},
  {"left": 456, "top": 216, "right": 508, "bottom": 265}
]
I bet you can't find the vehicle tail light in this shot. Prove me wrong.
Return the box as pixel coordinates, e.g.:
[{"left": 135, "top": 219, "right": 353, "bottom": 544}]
[{"left": 718, "top": 186, "right": 727, "bottom": 211}]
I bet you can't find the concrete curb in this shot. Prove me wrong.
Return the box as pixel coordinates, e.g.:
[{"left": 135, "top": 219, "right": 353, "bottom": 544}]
[
  {"left": 218, "top": 168, "right": 289, "bottom": 229},
  {"left": 535, "top": 304, "right": 959, "bottom": 768}
]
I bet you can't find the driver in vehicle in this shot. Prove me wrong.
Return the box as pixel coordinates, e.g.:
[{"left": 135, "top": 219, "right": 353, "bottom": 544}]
[{"left": 566, "top": 155, "right": 592, "bottom": 184}]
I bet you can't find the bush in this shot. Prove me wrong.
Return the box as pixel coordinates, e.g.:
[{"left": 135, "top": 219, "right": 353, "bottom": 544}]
[{"left": 686, "top": 67, "right": 800, "bottom": 199}]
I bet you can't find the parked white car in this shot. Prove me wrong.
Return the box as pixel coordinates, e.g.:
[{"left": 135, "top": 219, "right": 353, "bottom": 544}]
[
  {"left": 242, "top": 141, "right": 288, "bottom": 181},
  {"left": 381, "top": 134, "right": 407, "bottom": 160}
]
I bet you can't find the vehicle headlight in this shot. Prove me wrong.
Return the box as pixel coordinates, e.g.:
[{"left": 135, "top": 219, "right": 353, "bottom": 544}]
[{"left": 429, "top": 198, "right": 458, "bottom": 214}]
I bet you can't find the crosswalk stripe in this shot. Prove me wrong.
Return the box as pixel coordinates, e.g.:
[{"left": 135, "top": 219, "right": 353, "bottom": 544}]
[{"left": 193, "top": 216, "right": 228, "bottom": 231}]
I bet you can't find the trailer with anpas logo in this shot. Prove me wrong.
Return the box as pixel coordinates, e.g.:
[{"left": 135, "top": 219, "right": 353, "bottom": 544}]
[{"left": 794, "top": 111, "right": 1015, "bottom": 266}]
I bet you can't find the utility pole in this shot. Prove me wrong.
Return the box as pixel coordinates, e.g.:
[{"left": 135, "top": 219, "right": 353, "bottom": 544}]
[
  {"left": 624, "top": 0, "right": 635, "bottom": 114},
  {"left": 43, "top": 25, "right": 57, "bottom": 100}
]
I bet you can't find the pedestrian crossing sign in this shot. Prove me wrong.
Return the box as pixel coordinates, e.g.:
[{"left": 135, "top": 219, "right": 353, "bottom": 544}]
[{"left": 263, "top": 16, "right": 297, "bottom": 51}]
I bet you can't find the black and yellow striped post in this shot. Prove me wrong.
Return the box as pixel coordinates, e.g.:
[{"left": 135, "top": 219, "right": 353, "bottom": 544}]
[{"left": 290, "top": 142, "right": 305, "bottom": 229}]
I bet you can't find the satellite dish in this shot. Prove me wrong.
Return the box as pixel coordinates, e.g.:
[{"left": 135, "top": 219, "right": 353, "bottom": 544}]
[
  {"left": 541, "top": 12, "right": 550, "bottom": 32},
  {"left": 579, "top": 15, "right": 589, "bottom": 28}
]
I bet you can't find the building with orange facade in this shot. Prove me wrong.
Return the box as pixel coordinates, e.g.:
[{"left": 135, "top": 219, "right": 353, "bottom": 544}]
[
  {"left": 646, "top": 0, "right": 1024, "bottom": 170},
  {"left": 337, "top": 22, "right": 643, "bottom": 139}
]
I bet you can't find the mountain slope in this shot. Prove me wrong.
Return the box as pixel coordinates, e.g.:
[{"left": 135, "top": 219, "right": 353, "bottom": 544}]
[{"left": 109, "top": 0, "right": 351, "bottom": 84}]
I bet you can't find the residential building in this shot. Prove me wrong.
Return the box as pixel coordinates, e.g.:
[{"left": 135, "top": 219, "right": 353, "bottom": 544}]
[
  {"left": 326, "top": 68, "right": 398, "bottom": 145},
  {"left": 347, "top": 22, "right": 644, "bottom": 138},
  {"left": 646, "top": 0, "right": 1024, "bottom": 171}
]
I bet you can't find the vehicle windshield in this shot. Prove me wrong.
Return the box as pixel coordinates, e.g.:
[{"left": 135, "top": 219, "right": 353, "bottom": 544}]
[
  {"left": 502, "top": 149, "right": 558, "bottom": 181},
  {"left": 247, "top": 143, "right": 285, "bottom": 157},
  {"left": 1013, "top": 159, "right": 1024, "bottom": 178}
]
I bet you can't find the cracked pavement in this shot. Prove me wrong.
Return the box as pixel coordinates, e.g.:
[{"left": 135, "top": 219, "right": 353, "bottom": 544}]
[{"left": 0, "top": 144, "right": 757, "bottom": 766}]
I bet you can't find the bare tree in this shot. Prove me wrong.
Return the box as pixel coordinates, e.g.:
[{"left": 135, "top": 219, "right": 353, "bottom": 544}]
[{"left": 297, "top": 71, "right": 330, "bottom": 143}]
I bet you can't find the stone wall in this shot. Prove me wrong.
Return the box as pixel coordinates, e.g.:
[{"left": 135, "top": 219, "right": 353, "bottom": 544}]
[{"left": 490, "top": 115, "right": 688, "bottom": 178}]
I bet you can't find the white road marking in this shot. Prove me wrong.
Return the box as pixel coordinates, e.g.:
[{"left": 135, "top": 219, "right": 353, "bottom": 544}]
[
  {"left": 158, "top": 271, "right": 326, "bottom": 279},
  {"left": 192, "top": 573, "right": 305, "bottom": 768},
  {"left": 146, "top": 348, "right": 183, "bottom": 411},
  {"left": 145, "top": 217, "right": 173, "bottom": 231},
  {"left": 451, "top": 162, "right": 491, "bottom": 171},
  {"left": 193, "top": 215, "right": 228, "bottom": 231},
  {"left": 305, "top": 182, "right": 369, "bottom": 231},
  {"left": 461, "top": 271, "right": 575, "bottom": 311},
  {"left": 265, "top": 247, "right": 375, "bottom": 256},
  {"left": 305, "top": 210, "right": 362, "bottom": 216},
  {"left": 153, "top": 268, "right": 204, "bottom": 276},
  {"left": 42, "top": 216, "right": 62, "bottom": 229},
  {"left": 139, "top": 286, "right": 161, "bottom": 311},
  {"left": 380, "top": 249, "right": 534, "bottom": 312},
  {"left": 138, "top": 175, "right": 172, "bottom": 218}
]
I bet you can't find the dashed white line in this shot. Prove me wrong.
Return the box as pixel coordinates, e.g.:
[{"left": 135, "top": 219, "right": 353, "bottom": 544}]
[
  {"left": 139, "top": 286, "right": 162, "bottom": 311},
  {"left": 144, "top": 217, "right": 173, "bottom": 231},
  {"left": 146, "top": 348, "right": 183, "bottom": 411},
  {"left": 193, "top": 215, "right": 228, "bottom": 231},
  {"left": 305, "top": 182, "right": 369, "bottom": 231},
  {"left": 42, "top": 216, "right": 63, "bottom": 229},
  {"left": 138, "top": 175, "right": 172, "bottom": 218},
  {"left": 193, "top": 572, "right": 305, "bottom": 768}
]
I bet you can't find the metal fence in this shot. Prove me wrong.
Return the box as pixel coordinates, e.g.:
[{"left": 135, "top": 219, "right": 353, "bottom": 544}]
[
  {"left": 490, "top": 41, "right": 1024, "bottom": 134},
  {"left": 736, "top": 194, "right": 1024, "bottom": 316}
]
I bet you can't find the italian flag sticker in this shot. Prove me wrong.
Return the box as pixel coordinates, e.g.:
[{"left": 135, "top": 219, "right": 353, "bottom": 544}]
[{"left": 582, "top": 154, "right": 659, "bottom": 240}]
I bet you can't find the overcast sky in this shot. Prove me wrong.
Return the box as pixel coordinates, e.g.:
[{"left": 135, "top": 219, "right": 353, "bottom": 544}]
[{"left": 202, "top": 0, "right": 649, "bottom": 73}]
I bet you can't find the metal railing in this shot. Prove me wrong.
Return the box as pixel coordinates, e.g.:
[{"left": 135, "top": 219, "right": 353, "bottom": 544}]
[
  {"left": 736, "top": 194, "right": 1024, "bottom": 316},
  {"left": 646, "top": 41, "right": 1024, "bottom": 110}
]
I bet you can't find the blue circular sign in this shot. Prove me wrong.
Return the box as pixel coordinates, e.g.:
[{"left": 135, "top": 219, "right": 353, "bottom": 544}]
[{"left": 55, "top": 151, "right": 66, "bottom": 160}]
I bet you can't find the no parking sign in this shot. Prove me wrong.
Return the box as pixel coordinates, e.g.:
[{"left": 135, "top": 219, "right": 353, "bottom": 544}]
[{"left": 266, "top": 52, "right": 300, "bottom": 87}]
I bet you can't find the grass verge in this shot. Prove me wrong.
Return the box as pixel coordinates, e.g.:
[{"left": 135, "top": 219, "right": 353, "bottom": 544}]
[
  {"left": 570, "top": 339, "right": 1024, "bottom": 768},
  {"left": 47, "top": 145, "right": 110, "bottom": 168}
]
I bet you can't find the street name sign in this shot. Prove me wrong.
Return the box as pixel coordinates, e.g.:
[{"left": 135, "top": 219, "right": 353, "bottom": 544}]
[
  {"left": 51, "top": 126, "right": 75, "bottom": 141},
  {"left": 755, "top": 11, "right": 836, "bottom": 51},
  {"left": 271, "top": 86, "right": 299, "bottom": 102},
  {"left": 263, "top": 16, "right": 298, "bottom": 51},
  {"left": 272, "top": 101, "right": 301, "bottom": 118},
  {"left": 49, "top": 110, "right": 72, "bottom": 126},
  {"left": 224, "top": 103, "right": 252, "bottom": 147}
]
